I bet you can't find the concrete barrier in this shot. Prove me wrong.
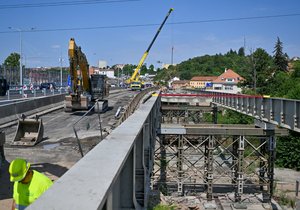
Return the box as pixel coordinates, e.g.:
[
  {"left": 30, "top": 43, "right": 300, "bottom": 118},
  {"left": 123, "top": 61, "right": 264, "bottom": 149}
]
[{"left": 0, "top": 94, "right": 65, "bottom": 126}]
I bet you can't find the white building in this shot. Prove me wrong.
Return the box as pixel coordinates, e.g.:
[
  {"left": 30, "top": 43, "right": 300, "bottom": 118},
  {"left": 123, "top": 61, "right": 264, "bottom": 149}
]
[{"left": 212, "top": 69, "right": 244, "bottom": 94}]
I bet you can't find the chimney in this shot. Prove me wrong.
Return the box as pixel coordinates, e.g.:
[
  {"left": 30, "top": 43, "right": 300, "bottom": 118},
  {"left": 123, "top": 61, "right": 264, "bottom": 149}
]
[{"left": 225, "top": 68, "right": 227, "bottom": 72}]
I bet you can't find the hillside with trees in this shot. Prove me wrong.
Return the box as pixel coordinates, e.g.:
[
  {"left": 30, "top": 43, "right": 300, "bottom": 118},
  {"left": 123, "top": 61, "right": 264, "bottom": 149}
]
[{"left": 154, "top": 37, "right": 300, "bottom": 100}]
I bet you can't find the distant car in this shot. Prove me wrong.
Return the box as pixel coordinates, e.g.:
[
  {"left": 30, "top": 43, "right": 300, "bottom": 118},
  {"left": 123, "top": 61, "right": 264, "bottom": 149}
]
[{"left": 40, "top": 83, "right": 56, "bottom": 90}]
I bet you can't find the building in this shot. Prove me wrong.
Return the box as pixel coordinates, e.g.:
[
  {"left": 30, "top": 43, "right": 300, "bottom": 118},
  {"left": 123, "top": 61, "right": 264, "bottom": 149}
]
[
  {"left": 190, "top": 76, "right": 218, "bottom": 89},
  {"left": 212, "top": 69, "right": 244, "bottom": 93},
  {"left": 171, "top": 80, "right": 190, "bottom": 89},
  {"left": 89, "top": 66, "right": 115, "bottom": 78}
]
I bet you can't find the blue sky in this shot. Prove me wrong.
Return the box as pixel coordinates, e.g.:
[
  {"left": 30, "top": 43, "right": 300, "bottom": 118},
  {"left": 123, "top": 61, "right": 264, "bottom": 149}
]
[{"left": 0, "top": 0, "right": 300, "bottom": 68}]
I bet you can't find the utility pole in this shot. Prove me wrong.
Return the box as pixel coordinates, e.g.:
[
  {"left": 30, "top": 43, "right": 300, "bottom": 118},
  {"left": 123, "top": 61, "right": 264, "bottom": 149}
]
[
  {"left": 171, "top": 46, "right": 174, "bottom": 66},
  {"left": 60, "top": 52, "right": 63, "bottom": 87},
  {"left": 8, "top": 27, "right": 35, "bottom": 86}
]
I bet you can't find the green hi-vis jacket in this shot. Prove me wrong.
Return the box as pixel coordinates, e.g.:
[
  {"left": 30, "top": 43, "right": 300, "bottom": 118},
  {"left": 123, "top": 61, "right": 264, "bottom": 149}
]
[{"left": 13, "top": 170, "right": 53, "bottom": 210}]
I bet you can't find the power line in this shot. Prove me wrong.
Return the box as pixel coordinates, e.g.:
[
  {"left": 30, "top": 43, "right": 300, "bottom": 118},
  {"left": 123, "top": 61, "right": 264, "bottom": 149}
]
[
  {"left": 1, "top": 13, "right": 299, "bottom": 34},
  {"left": 0, "top": 0, "right": 140, "bottom": 9},
  {"left": 170, "top": 13, "right": 300, "bottom": 25}
]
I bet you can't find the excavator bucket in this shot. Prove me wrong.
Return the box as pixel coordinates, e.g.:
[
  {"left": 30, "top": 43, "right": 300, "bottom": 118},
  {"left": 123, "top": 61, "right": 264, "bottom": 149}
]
[{"left": 12, "top": 116, "right": 44, "bottom": 146}]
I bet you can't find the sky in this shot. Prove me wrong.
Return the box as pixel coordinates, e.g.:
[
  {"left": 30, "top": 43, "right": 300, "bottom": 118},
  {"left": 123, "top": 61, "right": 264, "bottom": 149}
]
[{"left": 0, "top": 0, "right": 300, "bottom": 69}]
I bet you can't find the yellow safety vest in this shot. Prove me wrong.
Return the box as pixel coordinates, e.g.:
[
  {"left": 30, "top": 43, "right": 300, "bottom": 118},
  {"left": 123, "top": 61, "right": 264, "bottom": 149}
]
[{"left": 13, "top": 170, "right": 53, "bottom": 210}]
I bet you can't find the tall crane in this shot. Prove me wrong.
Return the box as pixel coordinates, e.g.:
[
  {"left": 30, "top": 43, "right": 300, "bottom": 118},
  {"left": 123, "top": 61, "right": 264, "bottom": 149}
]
[
  {"left": 126, "top": 8, "right": 173, "bottom": 89},
  {"left": 65, "top": 38, "right": 109, "bottom": 112}
]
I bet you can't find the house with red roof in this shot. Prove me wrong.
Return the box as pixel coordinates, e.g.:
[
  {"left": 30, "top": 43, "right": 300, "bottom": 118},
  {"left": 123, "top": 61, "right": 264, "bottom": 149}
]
[{"left": 212, "top": 69, "right": 244, "bottom": 93}]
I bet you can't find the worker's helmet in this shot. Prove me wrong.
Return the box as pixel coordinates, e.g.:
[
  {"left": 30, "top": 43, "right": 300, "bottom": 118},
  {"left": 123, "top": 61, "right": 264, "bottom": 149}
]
[{"left": 9, "top": 159, "right": 30, "bottom": 182}]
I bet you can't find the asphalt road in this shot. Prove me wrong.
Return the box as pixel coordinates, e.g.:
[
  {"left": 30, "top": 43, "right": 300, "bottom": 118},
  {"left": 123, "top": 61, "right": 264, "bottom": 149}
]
[{"left": 0, "top": 88, "right": 137, "bottom": 209}]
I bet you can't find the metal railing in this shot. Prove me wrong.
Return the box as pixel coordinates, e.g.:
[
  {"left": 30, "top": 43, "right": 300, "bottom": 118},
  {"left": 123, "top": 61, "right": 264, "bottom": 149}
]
[
  {"left": 211, "top": 92, "right": 300, "bottom": 132},
  {"left": 2, "top": 88, "right": 68, "bottom": 101},
  {"left": 115, "top": 87, "right": 158, "bottom": 126}
]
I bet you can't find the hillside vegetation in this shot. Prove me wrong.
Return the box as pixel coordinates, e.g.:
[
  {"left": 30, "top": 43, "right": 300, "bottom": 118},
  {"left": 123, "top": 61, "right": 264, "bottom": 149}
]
[{"left": 155, "top": 38, "right": 300, "bottom": 100}]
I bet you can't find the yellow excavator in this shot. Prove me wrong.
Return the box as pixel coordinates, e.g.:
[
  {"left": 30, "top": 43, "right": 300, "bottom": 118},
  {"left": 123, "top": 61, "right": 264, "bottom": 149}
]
[
  {"left": 65, "top": 38, "right": 109, "bottom": 112},
  {"left": 126, "top": 8, "right": 173, "bottom": 90}
]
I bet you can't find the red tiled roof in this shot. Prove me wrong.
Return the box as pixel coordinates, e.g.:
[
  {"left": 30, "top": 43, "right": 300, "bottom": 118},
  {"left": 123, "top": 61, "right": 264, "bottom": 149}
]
[
  {"left": 190, "top": 76, "right": 218, "bottom": 81},
  {"left": 213, "top": 69, "right": 244, "bottom": 83}
]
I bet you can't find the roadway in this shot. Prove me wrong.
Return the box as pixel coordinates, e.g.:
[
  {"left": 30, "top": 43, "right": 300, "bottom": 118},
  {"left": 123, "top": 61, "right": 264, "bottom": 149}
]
[{"left": 0, "top": 88, "right": 137, "bottom": 209}]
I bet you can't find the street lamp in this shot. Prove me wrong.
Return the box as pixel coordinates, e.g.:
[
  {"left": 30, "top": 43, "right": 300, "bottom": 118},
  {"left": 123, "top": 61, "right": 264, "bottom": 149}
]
[
  {"left": 8, "top": 27, "right": 35, "bottom": 86},
  {"left": 59, "top": 54, "right": 64, "bottom": 87}
]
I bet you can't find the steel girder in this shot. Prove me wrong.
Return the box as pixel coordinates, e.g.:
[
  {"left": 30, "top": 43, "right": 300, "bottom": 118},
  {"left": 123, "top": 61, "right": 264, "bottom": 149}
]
[{"left": 152, "top": 133, "right": 276, "bottom": 202}]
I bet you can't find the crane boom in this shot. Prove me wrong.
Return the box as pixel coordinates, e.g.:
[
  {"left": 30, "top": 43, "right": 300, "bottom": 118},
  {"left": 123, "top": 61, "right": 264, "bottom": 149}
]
[{"left": 128, "top": 8, "right": 173, "bottom": 84}]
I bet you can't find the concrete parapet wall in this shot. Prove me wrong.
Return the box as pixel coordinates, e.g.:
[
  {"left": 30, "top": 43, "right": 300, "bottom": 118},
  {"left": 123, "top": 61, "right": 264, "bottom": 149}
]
[
  {"left": 27, "top": 93, "right": 161, "bottom": 210},
  {"left": 0, "top": 94, "right": 65, "bottom": 125}
]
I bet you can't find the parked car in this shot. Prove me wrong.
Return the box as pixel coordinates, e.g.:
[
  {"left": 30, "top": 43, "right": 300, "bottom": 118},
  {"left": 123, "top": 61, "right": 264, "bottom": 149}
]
[{"left": 40, "top": 83, "right": 56, "bottom": 90}]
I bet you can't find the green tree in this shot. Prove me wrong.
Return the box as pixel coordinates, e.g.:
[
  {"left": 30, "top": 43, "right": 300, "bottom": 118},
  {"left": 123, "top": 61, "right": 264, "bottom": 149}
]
[
  {"left": 251, "top": 48, "right": 274, "bottom": 93},
  {"left": 3, "top": 53, "right": 21, "bottom": 85},
  {"left": 148, "top": 64, "right": 155, "bottom": 74},
  {"left": 291, "top": 60, "right": 300, "bottom": 78},
  {"left": 273, "top": 37, "right": 288, "bottom": 72},
  {"left": 238, "top": 47, "right": 245, "bottom": 56},
  {"left": 276, "top": 132, "right": 300, "bottom": 170},
  {"left": 4, "top": 52, "right": 20, "bottom": 67}
]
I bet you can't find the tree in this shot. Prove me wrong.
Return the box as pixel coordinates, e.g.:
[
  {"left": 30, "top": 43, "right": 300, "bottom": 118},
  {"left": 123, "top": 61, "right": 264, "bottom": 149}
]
[
  {"left": 148, "top": 64, "right": 155, "bottom": 74},
  {"left": 249, "top": 48, "right": 274, "bottom": 93},
  {"left": 291, "top": 60, "right": 300, "bottom": 78},
  {"left": 3, "top": 53, "right": 20, "bottom": 85},
  {"left": 4, "top": 52, "right": 20, "bottom": 67},
  {"left": 273, "top": 37, "right": 288, "bottom": 72},
  {"left": 238, "top": 47, "right": 245, "bottom": 56}
]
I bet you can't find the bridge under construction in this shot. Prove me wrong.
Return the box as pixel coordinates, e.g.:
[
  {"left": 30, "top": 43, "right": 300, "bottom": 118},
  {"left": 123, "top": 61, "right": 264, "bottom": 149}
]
[{"left": 1, "top": 88, "right": 299, "bottom": 209}]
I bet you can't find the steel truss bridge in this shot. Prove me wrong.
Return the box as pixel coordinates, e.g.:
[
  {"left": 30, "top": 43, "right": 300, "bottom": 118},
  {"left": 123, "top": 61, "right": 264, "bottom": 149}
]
[{"left": 28, "top": 91, "right": 299, "bottom": 210}]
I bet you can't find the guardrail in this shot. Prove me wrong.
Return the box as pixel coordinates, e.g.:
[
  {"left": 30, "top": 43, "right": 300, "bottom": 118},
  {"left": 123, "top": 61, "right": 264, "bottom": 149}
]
[
  {"left": 2, "top": 88, "right": 68, "bottom": 101},
  {"left": 0, "top": 94, "right": 66, "bottom": 126},
  {"left": 211, "top": 92, "right": 300, "bottom": 132},
  {"left": 115, "top": 87, "right": 158, "bottom": 126},
  {"left": 28, "top": 91, "right": 161, "bottom": 210}
]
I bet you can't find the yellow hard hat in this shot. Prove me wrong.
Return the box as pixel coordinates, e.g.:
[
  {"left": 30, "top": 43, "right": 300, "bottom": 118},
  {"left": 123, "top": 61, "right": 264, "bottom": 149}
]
[{"left": 9, "top": 159, "right": 30, "bottom": 182}]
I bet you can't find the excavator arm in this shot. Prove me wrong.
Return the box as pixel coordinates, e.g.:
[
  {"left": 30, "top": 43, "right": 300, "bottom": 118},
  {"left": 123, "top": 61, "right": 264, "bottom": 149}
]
[
  {"left": 66, "top": 38, "right": 109, "bottom": 112},
  {"left": 68, "top": 38, "right": 90, "bottom": 94}
]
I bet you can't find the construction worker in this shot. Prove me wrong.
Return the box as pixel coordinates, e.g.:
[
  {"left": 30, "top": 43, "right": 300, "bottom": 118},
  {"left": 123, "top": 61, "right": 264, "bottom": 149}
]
[{"left": 9, "top": 158, "right": 53, "bottom": 210}]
